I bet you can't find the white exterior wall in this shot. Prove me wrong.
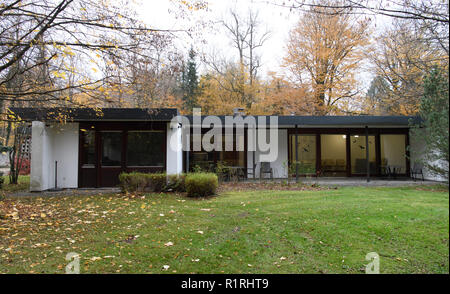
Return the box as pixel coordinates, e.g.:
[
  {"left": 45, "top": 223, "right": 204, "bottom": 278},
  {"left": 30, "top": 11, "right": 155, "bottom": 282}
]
[
  {"left": 247, "top": 129, "right": 288, "bottom": 179},
  {"left": 52, "top": 123, "right": 79, "bottom": 188},
  {"left": 30, "top": 122, "right": 79, "bottom": 191},
  {"left": 409, "top": 129, "right": 447, "bottom": 182},
  {"left": 30, "top": 121, "right": 51, "bottom": 191},
  {"left": 166, "top": 122, "right": 183, "bottom": 175}
]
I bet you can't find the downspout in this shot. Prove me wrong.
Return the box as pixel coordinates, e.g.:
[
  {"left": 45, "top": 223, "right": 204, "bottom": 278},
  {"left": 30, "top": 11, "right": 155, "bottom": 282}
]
[{"left": 366, "top": 126, "right": 370, "bottom": 183}]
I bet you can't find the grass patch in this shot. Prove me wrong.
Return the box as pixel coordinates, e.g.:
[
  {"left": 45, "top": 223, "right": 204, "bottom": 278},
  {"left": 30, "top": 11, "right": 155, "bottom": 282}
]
[
  {"left": 1, "top": 175, "right": 29, "bottom": 193},
  {"left": 0, "top": 185, "right": 448, "bottom": 274}
]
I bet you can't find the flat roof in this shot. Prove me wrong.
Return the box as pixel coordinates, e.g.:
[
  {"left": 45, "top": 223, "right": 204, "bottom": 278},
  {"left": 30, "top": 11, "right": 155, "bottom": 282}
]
[
  {"left": 9, "top": 107, "right": 419, "bottom": 127},
  {"left": 9, "top": 107, "right": 179, "bottom": 122},
  {"left": 185, "top": 115, "right": 419, "bottom": 127}
]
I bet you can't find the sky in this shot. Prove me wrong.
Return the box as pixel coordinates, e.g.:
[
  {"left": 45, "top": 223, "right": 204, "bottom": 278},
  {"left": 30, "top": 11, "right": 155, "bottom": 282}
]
[
  {"left": 137, "top": 0, "right": 392, "bottom": 89},
  {"left": 138, "top": 0, "right": 299, "bottom": 75}
]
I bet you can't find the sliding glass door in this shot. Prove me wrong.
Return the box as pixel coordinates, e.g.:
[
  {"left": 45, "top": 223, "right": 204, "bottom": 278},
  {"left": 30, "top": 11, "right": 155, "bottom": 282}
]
[
  {"left": 320, "top": 134, "right": 347, "bottom": 176},
  {"left": 380, "top": 134, "right": 407, "bottom": 175},
  {"left": 289, "top": 134, "right": 317, "bottom": 175},
  {"left": 288, "top": 129, "right": 409, "bottom": 178},
  {"left": 350, "top": 135, "right": 376, "bottom": 175}
]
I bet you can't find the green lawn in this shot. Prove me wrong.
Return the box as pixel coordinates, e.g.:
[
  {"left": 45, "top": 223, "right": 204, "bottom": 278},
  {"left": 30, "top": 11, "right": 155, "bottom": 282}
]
[{"left": 0, "top": 185, "right": 448, "bottom": 274}]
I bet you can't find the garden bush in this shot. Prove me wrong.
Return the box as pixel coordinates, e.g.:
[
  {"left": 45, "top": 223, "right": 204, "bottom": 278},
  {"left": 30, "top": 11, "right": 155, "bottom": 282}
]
[
  {"left": 119, "top": 172, "right": 215, "bottom": 196},
  {"left": 166, "top": 174, "right": 186, "bottom": 192},
  {"left": 118, "top": 172, "right": 167, "bottom": 193},
  {"left": 185, "top": 173, "right": 218, "bottom": 197}
]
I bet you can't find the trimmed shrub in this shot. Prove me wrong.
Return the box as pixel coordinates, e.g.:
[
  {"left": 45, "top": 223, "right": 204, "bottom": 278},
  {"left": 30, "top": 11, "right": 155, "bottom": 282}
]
[
  {"left": 118, "top": 172, "right": 167, "bottom": 193},
  {"left": 185, "top": 173, "right": 218, "bottom": 197},
  {"left": 166, "top": 174, "right": 186, "bottom": 192},
  {"left": 147, "top": 173, "right": 166, "bottom": 192},
  {"left": 119, "top": 172, "right": 144, "bottom": 192}
]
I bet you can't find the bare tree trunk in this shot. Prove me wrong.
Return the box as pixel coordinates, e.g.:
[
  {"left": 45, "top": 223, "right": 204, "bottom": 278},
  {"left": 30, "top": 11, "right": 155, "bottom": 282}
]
[{"left": 8, "top": 124, "right": 29, "bottom": 184}]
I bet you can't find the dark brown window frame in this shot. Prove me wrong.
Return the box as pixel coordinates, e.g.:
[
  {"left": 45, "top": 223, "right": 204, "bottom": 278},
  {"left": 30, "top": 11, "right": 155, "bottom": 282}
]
[
  {"left": 287, "top": 128, "right": 410, "bottom": 178},
  {"left": 78, "top": 121, "right": 167, "bottom": 188}
]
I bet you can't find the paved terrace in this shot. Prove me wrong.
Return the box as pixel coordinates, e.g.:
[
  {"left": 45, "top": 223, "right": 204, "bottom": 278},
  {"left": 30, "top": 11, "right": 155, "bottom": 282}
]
[{"left": 296, "top": 177, "right": 443, "bottom": 187}]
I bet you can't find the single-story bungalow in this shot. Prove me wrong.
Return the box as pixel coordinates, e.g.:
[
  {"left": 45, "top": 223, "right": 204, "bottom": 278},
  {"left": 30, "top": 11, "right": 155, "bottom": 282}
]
[{"left": 10, "top": 107, "right": 436, "bottom": 191}]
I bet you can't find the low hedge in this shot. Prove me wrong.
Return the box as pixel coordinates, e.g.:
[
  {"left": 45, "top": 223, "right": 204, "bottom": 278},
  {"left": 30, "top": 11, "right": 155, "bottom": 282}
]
[
  {"left": 166, "top": 174, "right": 186, "bottom": 192},
  {"left": 119, "top": 172, "right": 217, "bottom": 196},
  {"left": 185, "top": 173, "right": 218, "bottom": 197},
  {"left": 118, "top": 172, "right": 165, "bottom": 193},
  {"left": 118, "top": 172, "right": 186, "bottom": 193}
]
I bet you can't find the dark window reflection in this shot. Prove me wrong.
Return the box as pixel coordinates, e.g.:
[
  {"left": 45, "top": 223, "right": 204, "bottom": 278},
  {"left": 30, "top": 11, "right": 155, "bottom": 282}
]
[
  {"left": 81, "top": 129, "right": 95, "bottom": 166},
  {"left": 127, "top": 131, "right": 165, "bottom": 166},
  {"left": 101, "top": 132, "right": 122, "bottom": 166}
]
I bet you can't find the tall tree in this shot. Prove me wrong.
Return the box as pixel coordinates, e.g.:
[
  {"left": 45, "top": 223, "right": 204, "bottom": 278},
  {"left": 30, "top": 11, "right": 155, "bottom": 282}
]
[
  {"left": 205, "top": 8, "right": 270, "bottom": 109},
  {"left": 362, "top": 75, "right": 391, "bottom": 115},
  {"left": 283, "top": 0, "right": 370, "bottom": 114},
  {"left": 253, "top": 73, "right": 313, "bottom": 115},
  {"left": 181, "top": 47, "right": 200, "bottom": 112},
  {"left": 0, "top": 0, "right": 205, "bottom": 179},
  {"left": 367, "top": 17, "right": 448, "bottom": 115},
  {"left": 411, "top": 67, "right": 449, "bottom": 180},
  {"left": 280, "top": 0, "right": 449, "bottom": 24},
  {"left": 0, "top": 0, "right": 205, "bottom": 113}
]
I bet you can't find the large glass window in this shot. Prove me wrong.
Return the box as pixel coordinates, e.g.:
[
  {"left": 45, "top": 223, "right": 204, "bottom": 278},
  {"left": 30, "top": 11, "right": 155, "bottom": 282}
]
[
  {"left": 189, "top": 131, "right": 246, "bottom": 171},
  {"left": 81, "top": 129, "right": 95, "bottom": 167},
  {"left": 127, "top": 131, "right": 165, "bottom": 167},
  {"left": 350, "top": 135, "right": 376, "bottom": 174},
  {"left": 380, "top": 134, "right": 407, "bottom": 174},
  {"left": 218, "top": 132, "right": 245, "bottom": 167},
  {"left": 101, "top": 132, "right": 122, "bottom": 166},
  {"left": 320, "top": 134, "right": 347, "bottom": 176},
  {"left": 289, "top": 134, "right": 316, "bottom": 174},
  {"left": 189, "top": 131, "right": 215, "bottom": 171}
]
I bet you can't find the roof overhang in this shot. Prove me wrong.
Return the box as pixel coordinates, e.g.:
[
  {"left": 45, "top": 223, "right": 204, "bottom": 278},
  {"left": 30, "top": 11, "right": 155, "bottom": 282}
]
[
  {"left": 9, "top": 107, "right": 179, "bottom": 122},
  {"left": 185, "top": 115, "right": 420, "bottom": 127},
  {"left": 9, "top": 108, "right": 420, "bottom": 128}
]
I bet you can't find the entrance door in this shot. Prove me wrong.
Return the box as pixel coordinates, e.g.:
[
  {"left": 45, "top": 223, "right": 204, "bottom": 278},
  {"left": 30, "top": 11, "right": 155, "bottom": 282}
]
[
  {"left": 79, "top": 129, "right": 97, "bottom": 187},
  {"left": 99, "top": 131, "right": 123, "bottom": 187}
]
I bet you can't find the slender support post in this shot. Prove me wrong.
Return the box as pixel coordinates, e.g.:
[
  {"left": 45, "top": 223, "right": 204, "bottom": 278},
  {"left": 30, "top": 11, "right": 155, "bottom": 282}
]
[
  {"left": 295, "top": 124, "right": 299, "bottom": 183},
  {"left": 55, "top": 161, "right": 58, "bottom": 189},
  {"left": 253, "top": 150, "right": 256, "bottom": 180},
  {"left": 185, "top": 150, "right": 189, "bottom": 173},
  {"left": 365, "top": 126, "right": 370, "bottom": 183}
]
